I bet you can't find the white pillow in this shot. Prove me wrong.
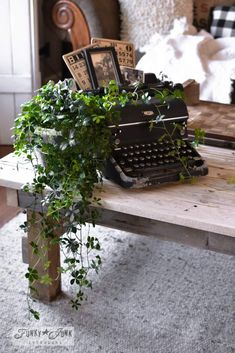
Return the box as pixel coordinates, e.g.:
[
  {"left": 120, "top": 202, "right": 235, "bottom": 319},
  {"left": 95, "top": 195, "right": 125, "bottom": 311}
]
[{"left": 119, "top": 0, "right": 193, "bottom": 49}]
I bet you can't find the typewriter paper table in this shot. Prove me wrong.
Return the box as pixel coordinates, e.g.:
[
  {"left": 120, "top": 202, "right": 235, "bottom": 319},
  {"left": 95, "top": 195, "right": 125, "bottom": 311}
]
[{"left": 0, "top": 145, "right": 235, "bottom": 301}]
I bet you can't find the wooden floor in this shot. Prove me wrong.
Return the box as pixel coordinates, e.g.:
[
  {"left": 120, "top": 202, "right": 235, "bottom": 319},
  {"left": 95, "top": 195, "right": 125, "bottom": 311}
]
[
  {"left": 0, "top": 146, "right": 20, "bottom": 227},
  {"left": 0, "top": 145, "right": 14, "bottom": 159},
  {"left": 188, "top": 101, "right": 235, "bottom": 141}
]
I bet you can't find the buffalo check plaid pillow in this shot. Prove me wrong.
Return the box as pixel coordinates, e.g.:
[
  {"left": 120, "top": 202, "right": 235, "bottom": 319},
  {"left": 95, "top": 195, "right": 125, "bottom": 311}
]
[{"left": 210, "top": 5, "right": 235, "bottom": 38}]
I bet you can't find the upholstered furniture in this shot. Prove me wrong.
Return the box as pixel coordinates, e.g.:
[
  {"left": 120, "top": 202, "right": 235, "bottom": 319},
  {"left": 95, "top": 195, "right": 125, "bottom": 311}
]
[
  {"left": 45, "top": 0, "right": 120, "bottom": 50},
  {"left": 49, "top": 0, "right": 235, "bottom": 50}
]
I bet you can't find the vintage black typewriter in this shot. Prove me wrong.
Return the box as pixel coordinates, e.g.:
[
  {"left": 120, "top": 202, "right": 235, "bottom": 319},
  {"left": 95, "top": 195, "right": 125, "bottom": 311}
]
[{"left": 103, "top": 79, "right": 208, "bottom": 188}]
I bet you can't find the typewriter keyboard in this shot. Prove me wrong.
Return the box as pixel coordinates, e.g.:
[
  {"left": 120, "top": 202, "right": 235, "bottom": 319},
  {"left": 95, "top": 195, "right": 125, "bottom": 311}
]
[{"left": 113, "top": 139, "right": 202, "bottom": 177}]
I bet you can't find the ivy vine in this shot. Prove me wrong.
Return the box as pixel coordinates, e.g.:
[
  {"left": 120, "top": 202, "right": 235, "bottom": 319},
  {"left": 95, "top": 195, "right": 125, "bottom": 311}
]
[
  {"left": 14, "top": 79, "right": 137, "bottom": 319},
  {"left": 14, "top": 78, "right": 195, "bottom": 319}
]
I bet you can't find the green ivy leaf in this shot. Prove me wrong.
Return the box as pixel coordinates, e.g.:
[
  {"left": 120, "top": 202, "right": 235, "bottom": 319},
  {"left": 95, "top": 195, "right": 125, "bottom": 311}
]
[
  {"left": 39, "top": 274, "right": 52, "bottom": 285},
  {"left": 228, "top": 177, "right": 235, "bottom": 184},
  {"left": 25, "top": 267, "right": 39, "bottom": 283},
  {"left": 29, "top": 309, "right": 40, "bottom": 320},
  {"left": 193, "top": 128, "right": 205, "bottom": 147}
]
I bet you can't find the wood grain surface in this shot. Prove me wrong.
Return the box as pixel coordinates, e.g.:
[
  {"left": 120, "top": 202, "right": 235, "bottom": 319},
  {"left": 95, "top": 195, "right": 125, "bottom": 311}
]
[
  {"left": 188, "top": 101, "right": 235, "bottom": 140},
  {"left": 0, "top": 146, "right": 235, "bottom": 241}
]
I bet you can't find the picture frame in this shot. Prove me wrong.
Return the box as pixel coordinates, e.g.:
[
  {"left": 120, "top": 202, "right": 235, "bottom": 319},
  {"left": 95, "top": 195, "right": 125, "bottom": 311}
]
[
  {"left": 120, "top": 66, "right": 144, "bottom": 85},
  {"left": 83, "top": 46, "right": 124, "bottom": 89}
]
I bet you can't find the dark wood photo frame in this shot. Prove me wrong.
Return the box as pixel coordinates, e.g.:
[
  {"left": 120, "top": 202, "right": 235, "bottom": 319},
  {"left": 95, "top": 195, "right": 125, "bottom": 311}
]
[{"left": 83, "top": 46, "right": 123, "bottom": 89}]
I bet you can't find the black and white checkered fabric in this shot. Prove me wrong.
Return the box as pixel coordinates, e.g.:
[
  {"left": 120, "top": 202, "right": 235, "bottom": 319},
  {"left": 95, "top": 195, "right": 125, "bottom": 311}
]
[{"left": 210, "top": 5, "right": 235, "bottom": 38}]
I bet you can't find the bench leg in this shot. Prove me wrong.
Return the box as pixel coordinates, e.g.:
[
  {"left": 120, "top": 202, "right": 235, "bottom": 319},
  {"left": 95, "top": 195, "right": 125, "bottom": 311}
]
[{"left": 27, "top": 210, "right": 62, "bottom": 301}]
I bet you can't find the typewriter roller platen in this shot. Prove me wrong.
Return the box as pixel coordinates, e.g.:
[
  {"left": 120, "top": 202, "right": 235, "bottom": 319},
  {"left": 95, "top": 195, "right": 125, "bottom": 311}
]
[{"left": 104, "top": 93, "right": 208, "bottom": 188}]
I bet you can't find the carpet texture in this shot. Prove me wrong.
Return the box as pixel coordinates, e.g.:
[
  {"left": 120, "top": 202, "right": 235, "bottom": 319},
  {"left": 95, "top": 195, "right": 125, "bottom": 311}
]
[{"left": 0, "top": 213, "right": 234, "bottom": 353}]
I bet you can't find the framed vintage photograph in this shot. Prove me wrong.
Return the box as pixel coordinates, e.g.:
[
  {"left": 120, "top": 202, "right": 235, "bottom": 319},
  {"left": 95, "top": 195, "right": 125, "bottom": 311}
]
[
  {"left": 120, "top": 66, "right": 144, "bottom": 86},
  {"left": 83, "top": 46, "right": 123, "bottom": 89}
]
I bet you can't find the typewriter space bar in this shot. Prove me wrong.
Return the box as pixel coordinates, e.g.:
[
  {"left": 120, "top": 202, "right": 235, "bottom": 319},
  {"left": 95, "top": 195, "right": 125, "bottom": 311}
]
[
  {"left": 128, "top": 164, "right": 183, "bottom": 178},
  {"left": 128, "top": 166, "right": 186, "bottom": 180},
  {"left": 137, "top": 168, "right": 184, "bottom": 184}
]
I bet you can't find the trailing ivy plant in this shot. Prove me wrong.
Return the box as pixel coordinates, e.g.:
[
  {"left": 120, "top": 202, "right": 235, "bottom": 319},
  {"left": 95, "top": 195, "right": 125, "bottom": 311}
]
[
  {"left": 13, "top": 78, "right": 200, "bottom": 319},
  {"left": 14, "top": 79, "right": 135, "bottom": 319}
]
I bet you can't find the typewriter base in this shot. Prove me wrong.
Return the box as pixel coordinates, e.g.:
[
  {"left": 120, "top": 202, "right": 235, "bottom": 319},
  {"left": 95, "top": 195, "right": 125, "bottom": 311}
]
[
  {"left": 104, "top": 161, "right": 208, "bottom": 188},
  {"left": 104, "top": 142, "right": 208, "bottom": 189}
]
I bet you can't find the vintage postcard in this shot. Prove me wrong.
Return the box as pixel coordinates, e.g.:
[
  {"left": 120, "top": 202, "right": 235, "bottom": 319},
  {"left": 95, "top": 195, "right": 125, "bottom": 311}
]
[
  {"left": 91, "top": 38, "right": 135, "bottom": 68},
  {"left": 63, "top": 44, "right": 98, "bottom": 90}
]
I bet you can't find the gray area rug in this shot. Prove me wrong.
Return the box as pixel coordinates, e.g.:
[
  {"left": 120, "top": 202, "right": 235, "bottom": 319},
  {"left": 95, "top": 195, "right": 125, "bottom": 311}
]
[{"left": 0, "top": 213, "right": 234, "bottom": 353}]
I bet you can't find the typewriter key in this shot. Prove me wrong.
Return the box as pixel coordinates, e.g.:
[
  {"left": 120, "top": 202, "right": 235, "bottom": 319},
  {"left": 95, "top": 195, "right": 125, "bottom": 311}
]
[
  {"left": 140, "top": 163, "right": 145, "bottom": 168},
  {"left": 133, "top": 164, "right": 139, "bottom": 169},
  {"left": 140, "top": 156, "right": 145, "bottom": 162},
  {"left": 146, "top": 162, "right": 151, "bottom": 167},
  {"left": 146, "top": 155, "right": 151, "bottom": 160},
  {"left": 124, "top": 167, "right": 133, "bottom": 173}
]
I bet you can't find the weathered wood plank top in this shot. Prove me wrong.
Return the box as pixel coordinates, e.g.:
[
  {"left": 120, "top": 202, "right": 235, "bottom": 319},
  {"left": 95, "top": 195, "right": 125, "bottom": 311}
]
[
  {"left": 99, "top": 146, "right": 235, "bottom": 237},
  {"left": 0, "top": 146, "right": 235, "bottom": 238},
  {"left": 0, "top": 153, "right": 35, "bottom": 190}
]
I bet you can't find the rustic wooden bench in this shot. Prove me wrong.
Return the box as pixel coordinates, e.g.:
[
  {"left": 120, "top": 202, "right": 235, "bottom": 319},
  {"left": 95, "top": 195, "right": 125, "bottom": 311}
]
[{"left": 0, "top": 145, "right": 235, "bottom": 301}]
